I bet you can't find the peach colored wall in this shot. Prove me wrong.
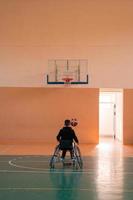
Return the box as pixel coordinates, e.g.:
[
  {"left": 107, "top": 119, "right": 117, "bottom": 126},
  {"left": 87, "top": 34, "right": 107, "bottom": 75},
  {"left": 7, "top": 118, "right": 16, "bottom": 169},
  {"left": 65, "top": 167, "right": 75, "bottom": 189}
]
[
  {"left": 0, "top": 0, "right": 133, "bottom": 87},
  {"left": 0, "top": 88, "right": 99, "bottom": 144},
  {"left": 123, "top": 89, "right": 133, "bottom": 144}
]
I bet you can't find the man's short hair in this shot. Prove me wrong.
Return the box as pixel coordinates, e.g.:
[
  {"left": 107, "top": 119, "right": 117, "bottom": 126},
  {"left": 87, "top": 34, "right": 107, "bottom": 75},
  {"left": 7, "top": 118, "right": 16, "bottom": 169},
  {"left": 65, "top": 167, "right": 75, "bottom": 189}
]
[{"left": 64, "top": 119, "right": 71, "bottom": 126}]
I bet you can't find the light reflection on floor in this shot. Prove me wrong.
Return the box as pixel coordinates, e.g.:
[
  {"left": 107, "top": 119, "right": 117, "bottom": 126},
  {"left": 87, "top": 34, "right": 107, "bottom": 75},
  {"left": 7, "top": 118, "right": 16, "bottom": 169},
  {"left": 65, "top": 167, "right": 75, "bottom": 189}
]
[{"left": 96, "top": 138, "right": 124, "bottom": 199}]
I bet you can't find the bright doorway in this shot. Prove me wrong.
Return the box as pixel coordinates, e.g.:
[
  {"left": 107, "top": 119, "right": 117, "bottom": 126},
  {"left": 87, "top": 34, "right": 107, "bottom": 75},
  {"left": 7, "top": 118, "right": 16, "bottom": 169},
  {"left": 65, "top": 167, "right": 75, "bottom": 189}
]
[{"left": 99, "top": 89, "right": 123, "bottom": 142}]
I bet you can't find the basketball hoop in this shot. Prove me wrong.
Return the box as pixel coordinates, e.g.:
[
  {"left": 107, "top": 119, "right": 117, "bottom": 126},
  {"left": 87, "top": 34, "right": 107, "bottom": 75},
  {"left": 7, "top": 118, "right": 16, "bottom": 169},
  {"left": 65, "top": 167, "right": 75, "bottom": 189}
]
[{"left": 62, "top": 77, "right": 73, "bottom": 86}]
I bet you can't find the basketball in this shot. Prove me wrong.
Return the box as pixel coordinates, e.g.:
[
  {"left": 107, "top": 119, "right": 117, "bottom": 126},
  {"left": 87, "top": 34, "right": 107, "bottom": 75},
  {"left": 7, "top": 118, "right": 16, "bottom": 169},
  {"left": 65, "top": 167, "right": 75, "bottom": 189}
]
[{"left": 71, "top": 118, "right": 78, "bottom": 127}]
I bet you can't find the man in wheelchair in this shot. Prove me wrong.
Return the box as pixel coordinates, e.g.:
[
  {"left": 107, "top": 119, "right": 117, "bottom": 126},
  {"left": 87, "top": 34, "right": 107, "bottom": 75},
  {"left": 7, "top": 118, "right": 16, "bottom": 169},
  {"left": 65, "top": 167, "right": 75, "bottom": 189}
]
[
  {"left": 50, "top": 119, "right": 82, "bottom": 168},
  {"left": 56, "top": 119, "right": 79, "bottom": 161}
]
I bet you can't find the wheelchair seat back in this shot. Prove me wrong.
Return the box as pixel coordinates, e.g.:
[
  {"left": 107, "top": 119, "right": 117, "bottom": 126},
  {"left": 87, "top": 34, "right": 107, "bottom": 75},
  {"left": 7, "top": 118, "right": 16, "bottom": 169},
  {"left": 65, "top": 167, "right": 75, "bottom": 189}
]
[{"left": 59, "top": 140, "right": 73, "bottom": 150}]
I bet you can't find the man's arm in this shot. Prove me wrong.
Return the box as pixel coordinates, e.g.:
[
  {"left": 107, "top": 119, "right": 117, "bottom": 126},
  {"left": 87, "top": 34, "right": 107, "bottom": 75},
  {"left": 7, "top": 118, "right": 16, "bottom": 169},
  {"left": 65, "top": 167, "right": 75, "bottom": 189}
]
[
  {"left": 73, "top": 131, "right": 79, "bottom": 144},
  {"left": 56, "top": 129, "right": 62, "bottom": 142}
]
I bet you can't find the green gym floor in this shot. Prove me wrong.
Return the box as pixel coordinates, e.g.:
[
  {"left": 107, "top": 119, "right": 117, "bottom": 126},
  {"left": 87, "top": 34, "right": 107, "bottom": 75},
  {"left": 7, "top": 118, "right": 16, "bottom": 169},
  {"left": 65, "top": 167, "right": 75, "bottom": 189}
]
[{"left": 0, "top": 138, "right": 133, "bottom": 200}]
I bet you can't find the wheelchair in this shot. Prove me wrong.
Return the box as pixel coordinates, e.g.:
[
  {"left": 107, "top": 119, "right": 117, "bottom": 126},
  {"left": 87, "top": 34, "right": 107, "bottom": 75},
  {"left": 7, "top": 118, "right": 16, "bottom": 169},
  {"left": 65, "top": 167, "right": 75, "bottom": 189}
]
[{"left": 49, "top": 140, "right": 83, "bottom": 169}]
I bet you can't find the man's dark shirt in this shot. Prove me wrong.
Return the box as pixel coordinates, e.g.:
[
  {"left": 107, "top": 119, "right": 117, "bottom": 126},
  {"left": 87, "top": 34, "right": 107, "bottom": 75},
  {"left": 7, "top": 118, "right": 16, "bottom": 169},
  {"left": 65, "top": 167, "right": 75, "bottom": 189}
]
[{"left": 57, "top": 126, "right": 79, "bottom": 143}]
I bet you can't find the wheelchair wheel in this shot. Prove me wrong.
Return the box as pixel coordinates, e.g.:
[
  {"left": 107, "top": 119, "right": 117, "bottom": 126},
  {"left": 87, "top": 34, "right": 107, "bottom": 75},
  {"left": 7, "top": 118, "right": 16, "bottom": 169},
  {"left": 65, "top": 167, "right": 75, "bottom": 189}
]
[
  {"left": 74, "top": 145, "right": 83, "bottom": 169},
  {"left": 49, "top": 145, "right": 60, "bottom": 169},
  {"left": 49, "top": 156, "right": 55, "bottom": 168}
]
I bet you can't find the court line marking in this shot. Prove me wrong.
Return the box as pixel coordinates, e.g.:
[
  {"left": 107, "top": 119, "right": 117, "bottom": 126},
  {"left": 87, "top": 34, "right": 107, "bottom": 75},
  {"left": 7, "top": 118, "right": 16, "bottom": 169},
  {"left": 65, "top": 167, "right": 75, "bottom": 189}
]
[
  {"left": 0, "top": 187, "right": 133, "bottom": 193},
  {"left": 0, "top": 169, "right": 93, "bottom": 174},
  {"left": 9, "top": 159, "right": 89, "bottom": 173},
  {"left": 1, "top": 169, "right": 133, "bottom": 175},
  {"left": 0, "top": 187, "right": 95, "bottom": 191},
  {"left": 8, "top": 159, "right": 125, "bottom": 162},
  {"left": 8, "top": 159, "right": 133, "bottom": 173},
  {"left": 7, "top": 156, "right": 133, "bottom": 174},
  {"left": 9, "top": 160, "right": 51, "bottom": 163},
  {"left": 9, "top": 160, "right": 56, "bottom": 171},
  {"left": 8, "top": 160, "right": 126, "bottom": 173},
  {"left": 9, "top": 158, "right": 84, "bottom": 171}
]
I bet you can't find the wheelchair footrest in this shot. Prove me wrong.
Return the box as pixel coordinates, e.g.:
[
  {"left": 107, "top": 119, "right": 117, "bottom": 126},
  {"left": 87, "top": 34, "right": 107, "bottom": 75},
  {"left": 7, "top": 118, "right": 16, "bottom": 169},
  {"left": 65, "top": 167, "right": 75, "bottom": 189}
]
[{"left": 63, "top": 162, "right": 72, "bottom": 166}]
